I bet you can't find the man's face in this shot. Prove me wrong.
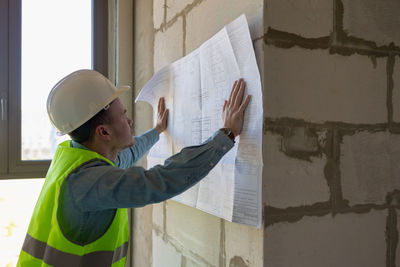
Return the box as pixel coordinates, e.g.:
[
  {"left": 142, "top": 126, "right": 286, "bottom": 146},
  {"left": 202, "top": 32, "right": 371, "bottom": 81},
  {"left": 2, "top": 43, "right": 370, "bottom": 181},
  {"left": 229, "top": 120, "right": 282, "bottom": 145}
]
[{"left": 107, "top": 98, "right": 134, "bottom": 149}]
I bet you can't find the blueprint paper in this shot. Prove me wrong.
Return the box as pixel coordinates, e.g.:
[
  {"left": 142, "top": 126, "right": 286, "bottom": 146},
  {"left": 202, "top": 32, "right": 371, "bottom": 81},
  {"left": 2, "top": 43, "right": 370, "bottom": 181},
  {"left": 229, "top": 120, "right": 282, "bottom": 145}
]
[{"left": 136, "top": 15, "right": 263, "bottom": 228}]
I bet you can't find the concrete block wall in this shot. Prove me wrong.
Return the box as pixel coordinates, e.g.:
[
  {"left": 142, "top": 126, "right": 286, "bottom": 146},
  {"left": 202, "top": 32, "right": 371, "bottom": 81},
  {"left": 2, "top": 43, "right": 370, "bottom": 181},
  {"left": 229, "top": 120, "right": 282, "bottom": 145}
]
[
  {"left": 132, "top": 0, "right": 400, "bottom": 266},
  {"left": 263, "top": 0, "right": 400, "bottom": 266}
]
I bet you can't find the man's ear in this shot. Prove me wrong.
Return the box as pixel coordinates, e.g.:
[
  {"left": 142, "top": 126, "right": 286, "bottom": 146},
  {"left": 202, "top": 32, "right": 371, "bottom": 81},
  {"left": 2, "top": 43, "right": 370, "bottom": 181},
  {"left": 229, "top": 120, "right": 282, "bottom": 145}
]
[{"left": 95, "top": 125, "right": 111, "bottom": 141}]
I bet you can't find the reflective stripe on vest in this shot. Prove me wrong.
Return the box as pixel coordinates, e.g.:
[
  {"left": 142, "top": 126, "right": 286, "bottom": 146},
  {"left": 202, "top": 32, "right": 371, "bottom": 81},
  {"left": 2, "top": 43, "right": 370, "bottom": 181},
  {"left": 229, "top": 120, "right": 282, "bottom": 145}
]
[{"left": 22, "top": 234, "right": 128, "bottom": 267}]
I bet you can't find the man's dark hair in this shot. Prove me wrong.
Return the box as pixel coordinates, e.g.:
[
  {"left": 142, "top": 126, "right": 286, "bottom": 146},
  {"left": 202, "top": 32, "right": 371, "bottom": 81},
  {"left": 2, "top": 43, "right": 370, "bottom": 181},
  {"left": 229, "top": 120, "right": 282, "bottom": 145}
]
[{"left": 68, "top": 104, "right": 113, "bottom": 143}]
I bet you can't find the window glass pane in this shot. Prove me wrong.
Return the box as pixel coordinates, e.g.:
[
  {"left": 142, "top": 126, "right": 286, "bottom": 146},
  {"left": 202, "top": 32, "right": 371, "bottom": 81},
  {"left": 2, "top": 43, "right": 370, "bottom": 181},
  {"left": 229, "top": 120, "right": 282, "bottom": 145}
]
[
  {"left": 21, "top": 0, "right": 92, "bottom": 160},
  {"left": 0, "top": 178, "right": 44, "bottom": 266}
]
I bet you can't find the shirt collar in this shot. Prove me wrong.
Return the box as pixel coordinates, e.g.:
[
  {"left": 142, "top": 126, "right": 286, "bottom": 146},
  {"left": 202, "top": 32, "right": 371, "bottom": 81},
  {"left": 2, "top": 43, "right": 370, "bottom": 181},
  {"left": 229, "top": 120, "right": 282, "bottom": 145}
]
[{"left": 70, "top": 140, "right": 90, "bottom": 151}]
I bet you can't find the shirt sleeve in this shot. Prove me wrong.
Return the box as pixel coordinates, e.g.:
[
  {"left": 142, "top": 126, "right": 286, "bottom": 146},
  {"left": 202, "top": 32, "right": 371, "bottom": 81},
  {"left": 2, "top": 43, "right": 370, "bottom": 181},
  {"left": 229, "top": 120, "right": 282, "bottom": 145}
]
[
  {"left": 66, "top": 130, "right": 234, "bottom": 211},
  {"left": 115, "top": 128, "right": 159, "bottom": 169}
]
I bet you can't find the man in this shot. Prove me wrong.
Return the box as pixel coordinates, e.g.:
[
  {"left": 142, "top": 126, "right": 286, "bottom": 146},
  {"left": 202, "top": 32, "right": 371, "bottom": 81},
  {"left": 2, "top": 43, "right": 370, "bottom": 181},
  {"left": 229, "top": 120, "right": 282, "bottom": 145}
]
[{"left": 17, "top": 69, "right": 251, "bottom": 266}]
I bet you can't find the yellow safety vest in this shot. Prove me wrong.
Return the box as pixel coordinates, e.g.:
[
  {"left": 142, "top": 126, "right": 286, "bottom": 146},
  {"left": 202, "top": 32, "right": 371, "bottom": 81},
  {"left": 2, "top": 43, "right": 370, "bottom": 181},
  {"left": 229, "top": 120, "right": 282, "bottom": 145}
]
[{"left": 17, "top": 141, "right": 129, "bottom": 267}]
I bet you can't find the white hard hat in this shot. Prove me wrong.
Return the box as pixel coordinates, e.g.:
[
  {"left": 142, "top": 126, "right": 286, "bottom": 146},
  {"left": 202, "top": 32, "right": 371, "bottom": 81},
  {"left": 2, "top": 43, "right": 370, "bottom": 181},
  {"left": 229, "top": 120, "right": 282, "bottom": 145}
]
[{"left": 47, "top": 69, "right": 130, "bottom": 135}]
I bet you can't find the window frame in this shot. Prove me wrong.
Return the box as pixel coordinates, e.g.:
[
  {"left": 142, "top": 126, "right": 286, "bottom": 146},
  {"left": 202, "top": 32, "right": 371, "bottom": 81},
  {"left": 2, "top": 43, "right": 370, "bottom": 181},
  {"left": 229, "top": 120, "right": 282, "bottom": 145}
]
[
  {"left": 0, "top": 0, "right": 108, "bottom": 179},
  {"left": 0, "top": 0, "right": 9, "bottom": 176}
]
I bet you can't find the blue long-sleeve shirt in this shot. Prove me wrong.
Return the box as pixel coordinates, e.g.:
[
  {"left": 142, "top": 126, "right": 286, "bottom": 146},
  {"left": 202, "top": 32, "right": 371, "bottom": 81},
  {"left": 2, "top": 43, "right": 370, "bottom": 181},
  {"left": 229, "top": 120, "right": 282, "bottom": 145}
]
[{"left": 58, "top": 129, "right": 233, "bottom": 244}]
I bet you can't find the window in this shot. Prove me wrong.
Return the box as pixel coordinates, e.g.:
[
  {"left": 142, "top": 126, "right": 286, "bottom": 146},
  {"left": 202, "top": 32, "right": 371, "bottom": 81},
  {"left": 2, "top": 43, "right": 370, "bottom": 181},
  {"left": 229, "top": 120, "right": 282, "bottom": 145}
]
[
  {"left": 0, "top": 178, "right": 45, "bottom": 266},
  {"left": 0, "top": 0, "right": 109, "bottom": 178}
]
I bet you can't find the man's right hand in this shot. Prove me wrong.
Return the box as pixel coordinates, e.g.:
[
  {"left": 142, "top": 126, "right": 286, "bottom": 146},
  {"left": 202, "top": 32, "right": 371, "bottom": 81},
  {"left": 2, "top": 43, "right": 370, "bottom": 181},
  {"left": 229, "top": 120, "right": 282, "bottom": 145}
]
[
  {"left": 154, "top": 97, "right": 169, "bottom": 134},
  {"left": 221, "top": 79, "right": 251, "bottom": 137}
]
